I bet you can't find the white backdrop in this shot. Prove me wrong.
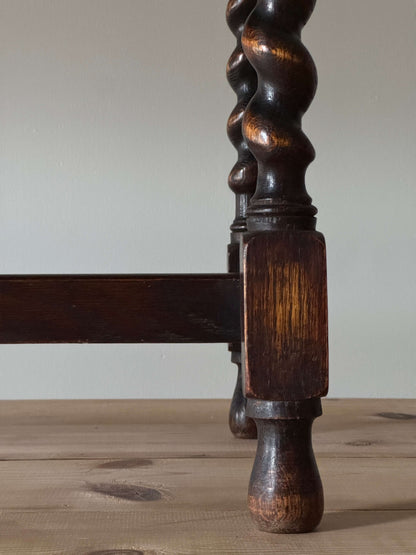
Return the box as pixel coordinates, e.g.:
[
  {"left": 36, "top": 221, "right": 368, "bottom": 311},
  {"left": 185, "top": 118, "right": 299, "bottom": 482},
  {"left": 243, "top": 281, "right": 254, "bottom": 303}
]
[{"left": 1, "top": 0, "right": 415, "bottom": 398}]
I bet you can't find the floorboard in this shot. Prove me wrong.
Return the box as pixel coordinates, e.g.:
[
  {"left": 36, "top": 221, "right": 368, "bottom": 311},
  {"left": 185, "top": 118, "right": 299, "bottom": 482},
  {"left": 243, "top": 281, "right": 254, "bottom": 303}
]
[{"left": 0, "top": 399, "right": 414, "bottom": 553}]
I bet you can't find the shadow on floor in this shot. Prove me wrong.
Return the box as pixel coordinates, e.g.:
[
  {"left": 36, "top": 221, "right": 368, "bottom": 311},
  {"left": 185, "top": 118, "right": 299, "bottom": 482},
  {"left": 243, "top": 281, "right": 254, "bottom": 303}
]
[{"left": 320, "top": 499, "right": 416, "bottom": 532}]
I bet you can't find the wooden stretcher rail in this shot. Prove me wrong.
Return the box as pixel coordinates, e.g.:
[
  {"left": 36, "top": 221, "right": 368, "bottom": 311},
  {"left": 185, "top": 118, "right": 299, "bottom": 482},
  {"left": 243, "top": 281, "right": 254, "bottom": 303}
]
[{"left": 0, "top": 274, "right": 240, "bottom": 344}]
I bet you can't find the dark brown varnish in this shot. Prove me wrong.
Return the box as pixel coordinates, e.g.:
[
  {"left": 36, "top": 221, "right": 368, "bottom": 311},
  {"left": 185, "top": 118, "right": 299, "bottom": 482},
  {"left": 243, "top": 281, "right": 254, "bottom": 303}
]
[
  {"left": 248, "top": 405, "right": 323, "bottom": 533},
  {"left": 243, "top": 231, "right": 328, "bottom": 401},
  {"left": 242, "top": 0, "right": 318, "bottom": 234},
  {"left": 226, "top": 0, "right": 258, "bottom": 234},
  {"left": 226, "top": 0, "right": 258, "bottom": 439},
  {"left": 0, "top": 274, "right": 240, "bottom": 344},
  {"left": 228, "top": 350, "right": 257, "bottom": 439},
  {"left": 240, "top": 0, "right": 328, "bottom": 534}
]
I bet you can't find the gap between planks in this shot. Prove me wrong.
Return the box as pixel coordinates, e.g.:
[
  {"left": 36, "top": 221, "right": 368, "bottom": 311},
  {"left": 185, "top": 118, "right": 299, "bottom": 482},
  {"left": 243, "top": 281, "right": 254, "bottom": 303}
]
[
  {"left": 0, "top": 399, "right": 414, "bottom": 554},
  {"left": 0, "top": 399, "right": 414, "bottom": 461}
]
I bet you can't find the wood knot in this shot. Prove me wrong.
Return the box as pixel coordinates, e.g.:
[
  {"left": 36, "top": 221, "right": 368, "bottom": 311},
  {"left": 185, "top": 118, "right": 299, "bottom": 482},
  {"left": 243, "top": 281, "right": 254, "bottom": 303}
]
[
  {"left": 95, "top": 459, "right": 153, "bottom": 470},
  {"left": 87, "top": 551, "right": 146, "bottom": 555},
  {"left": 346, "top": 440, "right": 376, "bottom": 447},
  {"left": 87, "top": 483, "right": 166, "bottom": 502},
  {"left": 377, "top": 412, "right": 416, "bottom": 420}
]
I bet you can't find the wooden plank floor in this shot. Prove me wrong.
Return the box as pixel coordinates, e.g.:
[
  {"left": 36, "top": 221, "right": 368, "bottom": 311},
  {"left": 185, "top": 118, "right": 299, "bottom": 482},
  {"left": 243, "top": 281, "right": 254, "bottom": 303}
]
[{"left": 0, "top": 399, "right": 414, "bottom": 554}]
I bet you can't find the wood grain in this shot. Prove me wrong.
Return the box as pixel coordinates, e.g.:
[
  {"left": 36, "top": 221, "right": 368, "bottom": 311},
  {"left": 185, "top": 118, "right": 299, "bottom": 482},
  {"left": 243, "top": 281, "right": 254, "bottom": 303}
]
[
  {"left": 0, "top": 274, "right": 240, "bottom": 344},
  {"left": 0, "top": 399, "right": 414, "bottom": 460},
  {"left": 238, "top": 0, "right": 328, "bottom": 531},
  {"left": 242, "top": 0, "right": 318, "bottom": 233},
  {"left": 0, "top": 458, "right": 414, "bottom": 514},
  {"left": 226, "top": 0, "right": 257, "bottom": 234},
  {"left": 226, "top": 0, "right": 258, "bottom": 440},
  {"left": 243, "top": 231, "right": 328, "bottom": 400},
  {"left": 0, "top": 399, "right": 414, "bottom": 553},
  {"left": 1, "top": 509, "right": 415, "bottom": 554}
]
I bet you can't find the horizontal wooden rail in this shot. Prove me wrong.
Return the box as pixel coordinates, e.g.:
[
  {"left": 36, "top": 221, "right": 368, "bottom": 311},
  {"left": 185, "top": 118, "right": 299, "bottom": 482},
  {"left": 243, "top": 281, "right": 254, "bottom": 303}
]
[{"left": 0, "top": 274, "right": 240, "bottom": 344}]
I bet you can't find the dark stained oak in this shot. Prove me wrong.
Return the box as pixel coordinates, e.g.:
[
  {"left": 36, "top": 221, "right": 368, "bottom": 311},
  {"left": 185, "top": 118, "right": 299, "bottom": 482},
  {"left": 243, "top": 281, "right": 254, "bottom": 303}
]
[
  {"left": 242, "top": 0, "right": 318, "bottom": 233},
  {"left": 0, "top": 274, "right": 240, "bottom": 344},
  {"left": 226, "top": 0, "right": 258, "bottom": 234},
  {"left": 226, "top": 0, "right": 258, "bottom": 439},
  {"left": 228, "top": 350, "right": 257, "bottom": 439},
  {"left": 247, "top": 398, "right": 323, "bottom": 533},
  {"left": 243, "top": 231, "right": 328, "bottom": 400},
  {"left": 240, "top": 0, "right": 328, "bottom": 533}
]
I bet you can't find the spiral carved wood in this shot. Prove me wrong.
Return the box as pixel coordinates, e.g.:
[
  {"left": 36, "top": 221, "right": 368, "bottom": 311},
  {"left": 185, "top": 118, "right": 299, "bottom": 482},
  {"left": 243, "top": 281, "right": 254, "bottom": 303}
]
[
  {"left": 241, "top": 1, "right": 327, "bottom": 533},
  {"left": 226, "top": 0, "right": 258, "bottom": 440},
  {"left": 226, "top": 0, "right": 258, "bottom": 234},
  {"left": 242, "top": 0, "right": 318, "bottom": 232}
]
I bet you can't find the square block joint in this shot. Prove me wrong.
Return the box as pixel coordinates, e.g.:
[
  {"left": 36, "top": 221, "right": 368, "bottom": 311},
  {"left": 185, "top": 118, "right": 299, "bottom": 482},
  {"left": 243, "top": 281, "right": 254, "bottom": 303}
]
[{"left": 242, "top": 231, "right": 328, "bottom": 401}]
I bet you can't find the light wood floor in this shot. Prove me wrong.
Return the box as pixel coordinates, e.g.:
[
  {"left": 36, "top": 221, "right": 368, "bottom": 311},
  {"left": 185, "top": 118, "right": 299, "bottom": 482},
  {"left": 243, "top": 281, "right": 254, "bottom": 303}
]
[{"left": 0, "top": 399, "right": 414, "bottom": 554}]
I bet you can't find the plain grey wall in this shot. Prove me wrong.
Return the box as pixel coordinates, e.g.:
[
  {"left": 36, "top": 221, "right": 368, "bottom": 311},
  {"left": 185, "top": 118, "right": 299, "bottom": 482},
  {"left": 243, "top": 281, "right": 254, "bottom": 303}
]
[{"left": 1, "top": 0, "right": 415, "bottom": 399}]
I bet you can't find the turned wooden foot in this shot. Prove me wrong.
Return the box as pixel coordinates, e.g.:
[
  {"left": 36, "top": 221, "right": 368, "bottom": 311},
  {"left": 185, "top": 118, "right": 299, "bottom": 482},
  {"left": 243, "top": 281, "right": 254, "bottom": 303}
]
[
  {"left": 229, "top": 350, "right": 257, "bottom": 439},
  {"left": 237, "top": 0, "right": 328, "bottom": 534},
  {"left": 247, "top": 399, "right": 323, "bottom": 533}
]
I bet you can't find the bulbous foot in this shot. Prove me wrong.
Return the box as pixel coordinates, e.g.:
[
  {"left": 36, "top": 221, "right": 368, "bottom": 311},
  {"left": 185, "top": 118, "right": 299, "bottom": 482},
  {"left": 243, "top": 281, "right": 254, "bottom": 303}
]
[
  {"left": 229, "top": 351, "right": 257, "bottom": 439},
  {"left": 247, "top": 398, "right": 323, "bottom": 533}
]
